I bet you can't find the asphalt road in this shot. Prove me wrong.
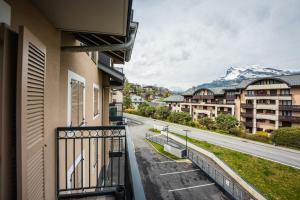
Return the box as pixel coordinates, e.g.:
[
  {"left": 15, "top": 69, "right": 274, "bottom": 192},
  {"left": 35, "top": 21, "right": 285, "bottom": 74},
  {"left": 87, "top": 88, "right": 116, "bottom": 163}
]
[
  {"left": 125, "top": 113, "right": 300, "bottom": 169},
  {"left": 127, "top": 117, "right": 230, "bottom": 200}
]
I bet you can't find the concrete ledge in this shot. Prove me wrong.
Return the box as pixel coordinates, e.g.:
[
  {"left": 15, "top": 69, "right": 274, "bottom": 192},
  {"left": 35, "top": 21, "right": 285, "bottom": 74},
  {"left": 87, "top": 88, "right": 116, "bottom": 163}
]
[
  {"left": 163, "top": 144, "right": 186, "bottom": 158},
  {"left": 161, "top": 132, "right": 267, "bottom": 200}
]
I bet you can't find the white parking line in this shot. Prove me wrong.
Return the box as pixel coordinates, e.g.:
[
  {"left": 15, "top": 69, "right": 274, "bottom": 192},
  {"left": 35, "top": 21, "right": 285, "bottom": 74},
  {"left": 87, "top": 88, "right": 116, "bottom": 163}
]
[
  {"left": 160, "top": 169, "right": 200, "bottom": 176},
  {"left": 168, "top": 183, "right": 215, "bottom": 192},
  {"left": 155, "top": 160, "right": 176, "bottom": 164}
]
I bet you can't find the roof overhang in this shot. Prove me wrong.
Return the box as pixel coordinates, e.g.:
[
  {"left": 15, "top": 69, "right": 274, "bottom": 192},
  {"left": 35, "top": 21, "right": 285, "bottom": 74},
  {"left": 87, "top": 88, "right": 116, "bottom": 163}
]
[{"left": 31, "top": 0, "right": 131, "bottom": 35}]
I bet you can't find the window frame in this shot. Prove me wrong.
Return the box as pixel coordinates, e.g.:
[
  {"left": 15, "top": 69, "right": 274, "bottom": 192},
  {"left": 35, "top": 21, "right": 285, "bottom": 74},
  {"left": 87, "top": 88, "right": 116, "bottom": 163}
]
[
  {"left": 67, "top": 70, "right": 86, "bottom": 127},
  {"left": 93, "top": 83, "right": 100, "bottom": 119}
]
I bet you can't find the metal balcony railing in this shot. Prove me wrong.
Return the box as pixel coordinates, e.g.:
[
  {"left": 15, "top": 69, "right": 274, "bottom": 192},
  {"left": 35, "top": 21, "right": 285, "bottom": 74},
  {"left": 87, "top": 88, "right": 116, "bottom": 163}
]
[
  {"left": 56, "top": 125, "right": 145, "bottom": 200},
  {"left": 241, "top": 112, "right": 253, "bottom": 118},
  {"left": 279, "top": 105, "right": 300, "bottom": 111},
  {"left": 181, "top": 107, "right": 190, "bottom": 112},
  {"left": 192, "top": 95, "right": 214, "bottom": 100},
  {"left": 241, "top": 103, "right": 254, "bottom": 109},
  {"left": 279, "top": 116, "right": 300, "bottom": 122}
]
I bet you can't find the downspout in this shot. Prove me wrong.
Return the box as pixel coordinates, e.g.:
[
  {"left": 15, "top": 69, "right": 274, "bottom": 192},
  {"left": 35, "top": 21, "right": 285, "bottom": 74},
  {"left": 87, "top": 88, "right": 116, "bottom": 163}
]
[{"left": 61, "top": 22, "right": 138, "bottom": 62}]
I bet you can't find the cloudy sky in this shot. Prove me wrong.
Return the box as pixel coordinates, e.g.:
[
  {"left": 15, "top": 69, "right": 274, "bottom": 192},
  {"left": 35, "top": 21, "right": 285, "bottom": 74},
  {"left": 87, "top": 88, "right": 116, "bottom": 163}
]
[{"left": 124, "top": 0, "right": 300, "bottom": 91}]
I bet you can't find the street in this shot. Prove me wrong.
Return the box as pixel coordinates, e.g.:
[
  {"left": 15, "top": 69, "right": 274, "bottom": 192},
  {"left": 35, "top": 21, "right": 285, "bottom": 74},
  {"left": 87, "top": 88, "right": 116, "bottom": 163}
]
[{"left": 125, "top": 113, "right": 300, "bottom": 169}]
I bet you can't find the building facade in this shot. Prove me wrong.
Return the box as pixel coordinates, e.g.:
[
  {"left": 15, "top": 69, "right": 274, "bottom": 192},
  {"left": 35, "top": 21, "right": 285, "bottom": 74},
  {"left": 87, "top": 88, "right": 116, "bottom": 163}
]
[{"left": 178, "top": 75, "right": 300, "bottom": 134}]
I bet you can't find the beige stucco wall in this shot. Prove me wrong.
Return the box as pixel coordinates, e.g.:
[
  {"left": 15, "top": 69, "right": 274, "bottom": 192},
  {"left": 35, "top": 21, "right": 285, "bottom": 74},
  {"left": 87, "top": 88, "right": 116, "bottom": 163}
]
[
  {"left": 291, "top": 87, "right": 300, "bottom": 104},
  {"left": 60, "top": 32, "right": 103, "bottom": 127}
]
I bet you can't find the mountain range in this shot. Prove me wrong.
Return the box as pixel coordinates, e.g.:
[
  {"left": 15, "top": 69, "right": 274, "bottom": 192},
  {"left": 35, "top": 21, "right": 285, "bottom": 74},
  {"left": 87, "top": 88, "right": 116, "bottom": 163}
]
[{"left": 197, "top": 65, "right": 298, "bottom": 88}]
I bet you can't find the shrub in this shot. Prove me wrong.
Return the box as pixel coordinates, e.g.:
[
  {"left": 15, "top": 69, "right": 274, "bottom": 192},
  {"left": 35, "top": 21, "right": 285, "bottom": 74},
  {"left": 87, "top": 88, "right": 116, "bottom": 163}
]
[
  {"left": 167, "top": 112, "right": 192, "bottom": 125},
  {"left": 124, "top": 108, "right": 136, "bottom": 114},
  {"left": 256, "top": 131, "right": 269, "bottom": 137},
  {"left": 243, "top": 133, "right": 271, "bottom": 143},
  {"left": 137, "top": 102, "right": 150, "bottom": 116},
  {"left": 215, "top": 114, "right": 238, "bottom": 131},
  {"left": 229, "top": 127, "right": 244, "bottom": 136},
  {"left": 199, "top": 117, "right": 216, "bottom": 130},
  {"left": 272, "top": 128, "right": 300, "bottom": 149},
  {"left": 154, "top": 106, "right": 170, "bottom": 120}
]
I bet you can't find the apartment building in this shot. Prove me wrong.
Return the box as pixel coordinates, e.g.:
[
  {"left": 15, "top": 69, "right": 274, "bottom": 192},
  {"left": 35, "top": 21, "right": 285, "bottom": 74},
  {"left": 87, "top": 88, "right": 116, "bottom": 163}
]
[
  {"left": 240, "top": 75, "right": 300, "bottom": 133},
  {"left": 0, "top": 1, "right": 143, "bottom": 200},
  {"left": 181, "top": 87, "right": 238, "bottom": 121},
  {"left": 164, "top": 95, "right": 184, "bottom": 112},
  {"left": 178, "top": 75, "right": 300, "bottom": 134}
]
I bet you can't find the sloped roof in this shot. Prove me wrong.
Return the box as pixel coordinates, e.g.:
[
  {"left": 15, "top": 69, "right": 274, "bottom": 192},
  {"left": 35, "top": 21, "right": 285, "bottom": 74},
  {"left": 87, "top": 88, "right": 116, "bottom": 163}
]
[
  {"left": 164, "top": 95, "right": 184, "bottom": 102},
  {"left": 182, "top": 74, "right": 300, "bottom": 96}
]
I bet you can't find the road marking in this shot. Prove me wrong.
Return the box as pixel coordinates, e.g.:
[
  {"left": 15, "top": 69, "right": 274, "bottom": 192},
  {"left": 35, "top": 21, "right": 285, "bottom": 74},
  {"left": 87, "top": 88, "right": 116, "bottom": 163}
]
[
  {"left": 155, "top": 160, "right": 176, "bottom": 164},
  {"left": 160, "top": 169, "right": 200, "bottom": 176},
  {"left": 168, "top": 183, "right": 215, "bottom": 192}
]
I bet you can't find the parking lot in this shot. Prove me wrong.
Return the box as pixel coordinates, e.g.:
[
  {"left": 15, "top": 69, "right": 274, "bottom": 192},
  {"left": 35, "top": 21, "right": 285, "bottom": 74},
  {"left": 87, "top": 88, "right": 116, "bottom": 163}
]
[{"left": 128, "top": 118, "right": 230, "bottom": 200}]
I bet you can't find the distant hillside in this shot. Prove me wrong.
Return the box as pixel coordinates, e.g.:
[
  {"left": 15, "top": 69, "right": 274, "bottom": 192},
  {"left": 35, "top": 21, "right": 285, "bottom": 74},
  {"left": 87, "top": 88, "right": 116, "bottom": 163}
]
[{"left": 197, "top": 65, "right": 297, "bottom": 88}]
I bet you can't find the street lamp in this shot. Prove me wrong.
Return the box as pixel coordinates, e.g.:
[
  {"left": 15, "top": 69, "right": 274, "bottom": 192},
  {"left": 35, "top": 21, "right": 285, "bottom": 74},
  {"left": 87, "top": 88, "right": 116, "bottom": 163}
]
[
  {"left": 165, "top": 125, "right": 169, "bottom": 144},
  {"left": 183, "top": 129, "right": 190, "bottom": 157}
]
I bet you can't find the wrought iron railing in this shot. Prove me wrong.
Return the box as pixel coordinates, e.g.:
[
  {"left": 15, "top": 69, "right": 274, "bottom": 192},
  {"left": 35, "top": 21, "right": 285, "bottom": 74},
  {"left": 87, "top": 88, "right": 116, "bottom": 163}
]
[{"left": 56, "top": 125, "right": 145, "bottom": 200}]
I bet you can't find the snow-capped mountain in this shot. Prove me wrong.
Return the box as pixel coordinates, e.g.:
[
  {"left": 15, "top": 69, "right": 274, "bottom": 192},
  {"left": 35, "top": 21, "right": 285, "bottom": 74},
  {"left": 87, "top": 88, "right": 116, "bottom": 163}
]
[
  {"left": 221, "top": 65, "right": 292, "bottom": 81},
  {"left": 197, "top": 65, "right": 297, "bottom": 88}
]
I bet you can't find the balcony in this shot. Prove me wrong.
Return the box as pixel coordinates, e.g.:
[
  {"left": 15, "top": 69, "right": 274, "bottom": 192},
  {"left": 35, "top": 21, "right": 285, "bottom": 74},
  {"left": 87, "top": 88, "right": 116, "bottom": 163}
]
[
  {"left": 109, "top": 102, "right": 123, "bottom": 123},
  {"left": 56, "top": 125, "right": 145, "bottom": 200},
  {"left": 181, "top": 107, "right": 190, "bottom": 112},
  {"left": 226, "top": 95, "right": 236, "bottom": 100},
  {"left": 279, "top": 105, "right": 300, "bottom": 112},
  {"left": 256, "top": 104, "right": 277, "bottom": 110},
  {"left": 192, "top": 95, "right": 214, "bottom": 100},
  {"left": 279, "top": 116, "right": 300, "bottom": 123},
  {"left": 244, "top": 121, "right": 253, "bottom": 127},
  {"left": 241, "top": 112, "right": 253, "bottom": 118},
  {"left": 256, "top": 113, "right": 277, "bottom": 121},
  {"left": 241, "top": 103, "right": 254, "bottom": 109}
]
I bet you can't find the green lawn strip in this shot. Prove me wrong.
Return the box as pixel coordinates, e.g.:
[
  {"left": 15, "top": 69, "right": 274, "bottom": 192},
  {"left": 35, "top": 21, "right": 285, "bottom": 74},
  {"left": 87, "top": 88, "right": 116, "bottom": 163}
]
[
  {"left": 145, "top": 139, "right": 181, "bottom": 160},
  {"left": 148, "top": 128, "right": 161, "bottom": 134},
  {"left": 171, "top": 132, "right": 300, "bottom": 200}
]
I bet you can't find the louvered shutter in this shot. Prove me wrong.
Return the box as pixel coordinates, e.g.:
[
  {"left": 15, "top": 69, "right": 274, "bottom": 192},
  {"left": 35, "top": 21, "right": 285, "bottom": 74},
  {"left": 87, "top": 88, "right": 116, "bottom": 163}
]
[
  {"left": 94, "top": 87, "right": 98, "bottom": 116},
  {"left": 17, "top": 26, "right": 46, "bottom": 200},
  {"left": 71, "top": 80, "right": 79, "bottom": 126},
  {"left": 78, "top": 82, "right": 84, "bottom": 125}
]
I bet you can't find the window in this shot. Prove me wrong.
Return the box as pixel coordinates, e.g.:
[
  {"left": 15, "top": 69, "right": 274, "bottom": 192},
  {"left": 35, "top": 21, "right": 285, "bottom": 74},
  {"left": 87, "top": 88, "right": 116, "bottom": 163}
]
[
  {"left": 68, "top": 71, "right": 85, "bottom": 127},
  {"left": 93, "top": 84, "right": 99, "bottom": 118}
]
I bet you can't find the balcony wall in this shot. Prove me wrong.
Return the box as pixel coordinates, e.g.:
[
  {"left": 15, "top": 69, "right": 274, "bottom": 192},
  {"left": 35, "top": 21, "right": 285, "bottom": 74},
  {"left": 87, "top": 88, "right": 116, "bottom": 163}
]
[{"left": 256, "top": 113, "right": 277, "bottom": 121}]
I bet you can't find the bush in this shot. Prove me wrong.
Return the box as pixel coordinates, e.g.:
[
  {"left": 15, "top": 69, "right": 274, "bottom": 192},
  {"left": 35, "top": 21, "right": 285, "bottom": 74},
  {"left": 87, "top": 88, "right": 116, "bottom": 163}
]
[
  {"left": 124, "top": 108, "right": 137, "bottom": 114},
  {"left": 154, "top": 106, "right": 170, "bottom": 120},
  {"left": 229, "top": 127, "right": 244, "bottom": 136},
  {"left": 199, "top": 117, "right": 216, "bottom": 130},
  {"left": 215, "top": 114, "right": 238, "bottom": 131},
  {"left": 256, "top": 131, "right": 269, "bottom": 137},
  {"left": 243, "top": 133, "right": 271, "bottom": 143},
  {"left": 272, "top": 128, "right": 300, "bottom": 149},
  {"left": 167, "top": 112, "right": 192, "bottom": 125}
]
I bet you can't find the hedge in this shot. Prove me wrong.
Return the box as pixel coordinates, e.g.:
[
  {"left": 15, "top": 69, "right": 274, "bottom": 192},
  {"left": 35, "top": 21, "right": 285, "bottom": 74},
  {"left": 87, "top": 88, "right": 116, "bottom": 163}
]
[{"left": 272, "top": 128, "right": 300, "bottom": 149}]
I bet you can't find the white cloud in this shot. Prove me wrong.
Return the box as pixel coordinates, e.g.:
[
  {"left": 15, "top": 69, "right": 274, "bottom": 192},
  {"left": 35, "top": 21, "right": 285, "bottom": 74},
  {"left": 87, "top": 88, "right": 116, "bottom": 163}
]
[{"left": 124, "top": 0, "right": 300, "bottom": 90}]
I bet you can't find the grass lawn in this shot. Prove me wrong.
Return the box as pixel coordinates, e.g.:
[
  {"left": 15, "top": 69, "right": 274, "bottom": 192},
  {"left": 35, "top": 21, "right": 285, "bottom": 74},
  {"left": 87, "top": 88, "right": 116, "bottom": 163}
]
[
  {"left": 146, "top": 139, "right": 181, "bottom": 160},
  {"left": 148, "top": 128, "right": 161, "bottom": 134},
  {"left": 172, "top": 132, "right": 300, "bottom": 200}
]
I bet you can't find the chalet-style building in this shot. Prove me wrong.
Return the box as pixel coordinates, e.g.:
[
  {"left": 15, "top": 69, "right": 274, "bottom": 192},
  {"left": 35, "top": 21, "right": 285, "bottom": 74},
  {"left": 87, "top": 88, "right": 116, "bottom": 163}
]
[{"left": 177, "top": 75, "right": 300, "bottom": 134}]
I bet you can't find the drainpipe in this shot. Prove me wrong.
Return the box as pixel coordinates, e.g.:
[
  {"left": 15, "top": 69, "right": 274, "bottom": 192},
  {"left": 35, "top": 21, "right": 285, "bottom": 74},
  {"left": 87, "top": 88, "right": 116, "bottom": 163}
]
[{"left": 61, "top": 22, "right": 138, "bottom": 62}]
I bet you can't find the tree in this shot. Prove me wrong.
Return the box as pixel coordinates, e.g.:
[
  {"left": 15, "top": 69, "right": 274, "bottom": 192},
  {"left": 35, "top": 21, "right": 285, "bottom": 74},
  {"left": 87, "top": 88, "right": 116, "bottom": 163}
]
[
  {"left": 123, "top": 96, "right": 132, "bottom": 109},
  {"left": 137, "top": 102, "right": 150, "bottom": 116},
  {"left": 154, "top": 106, "right": 170, "bottom": 120},
  {"left": 167, "top": 112, "right": 192, "bottom": 125},
  {"left": 215, "top": 114, "right": 238, "bottom": 131},
  {"left": 199, "top": 117, "right": 216, "bottom": 130}
]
